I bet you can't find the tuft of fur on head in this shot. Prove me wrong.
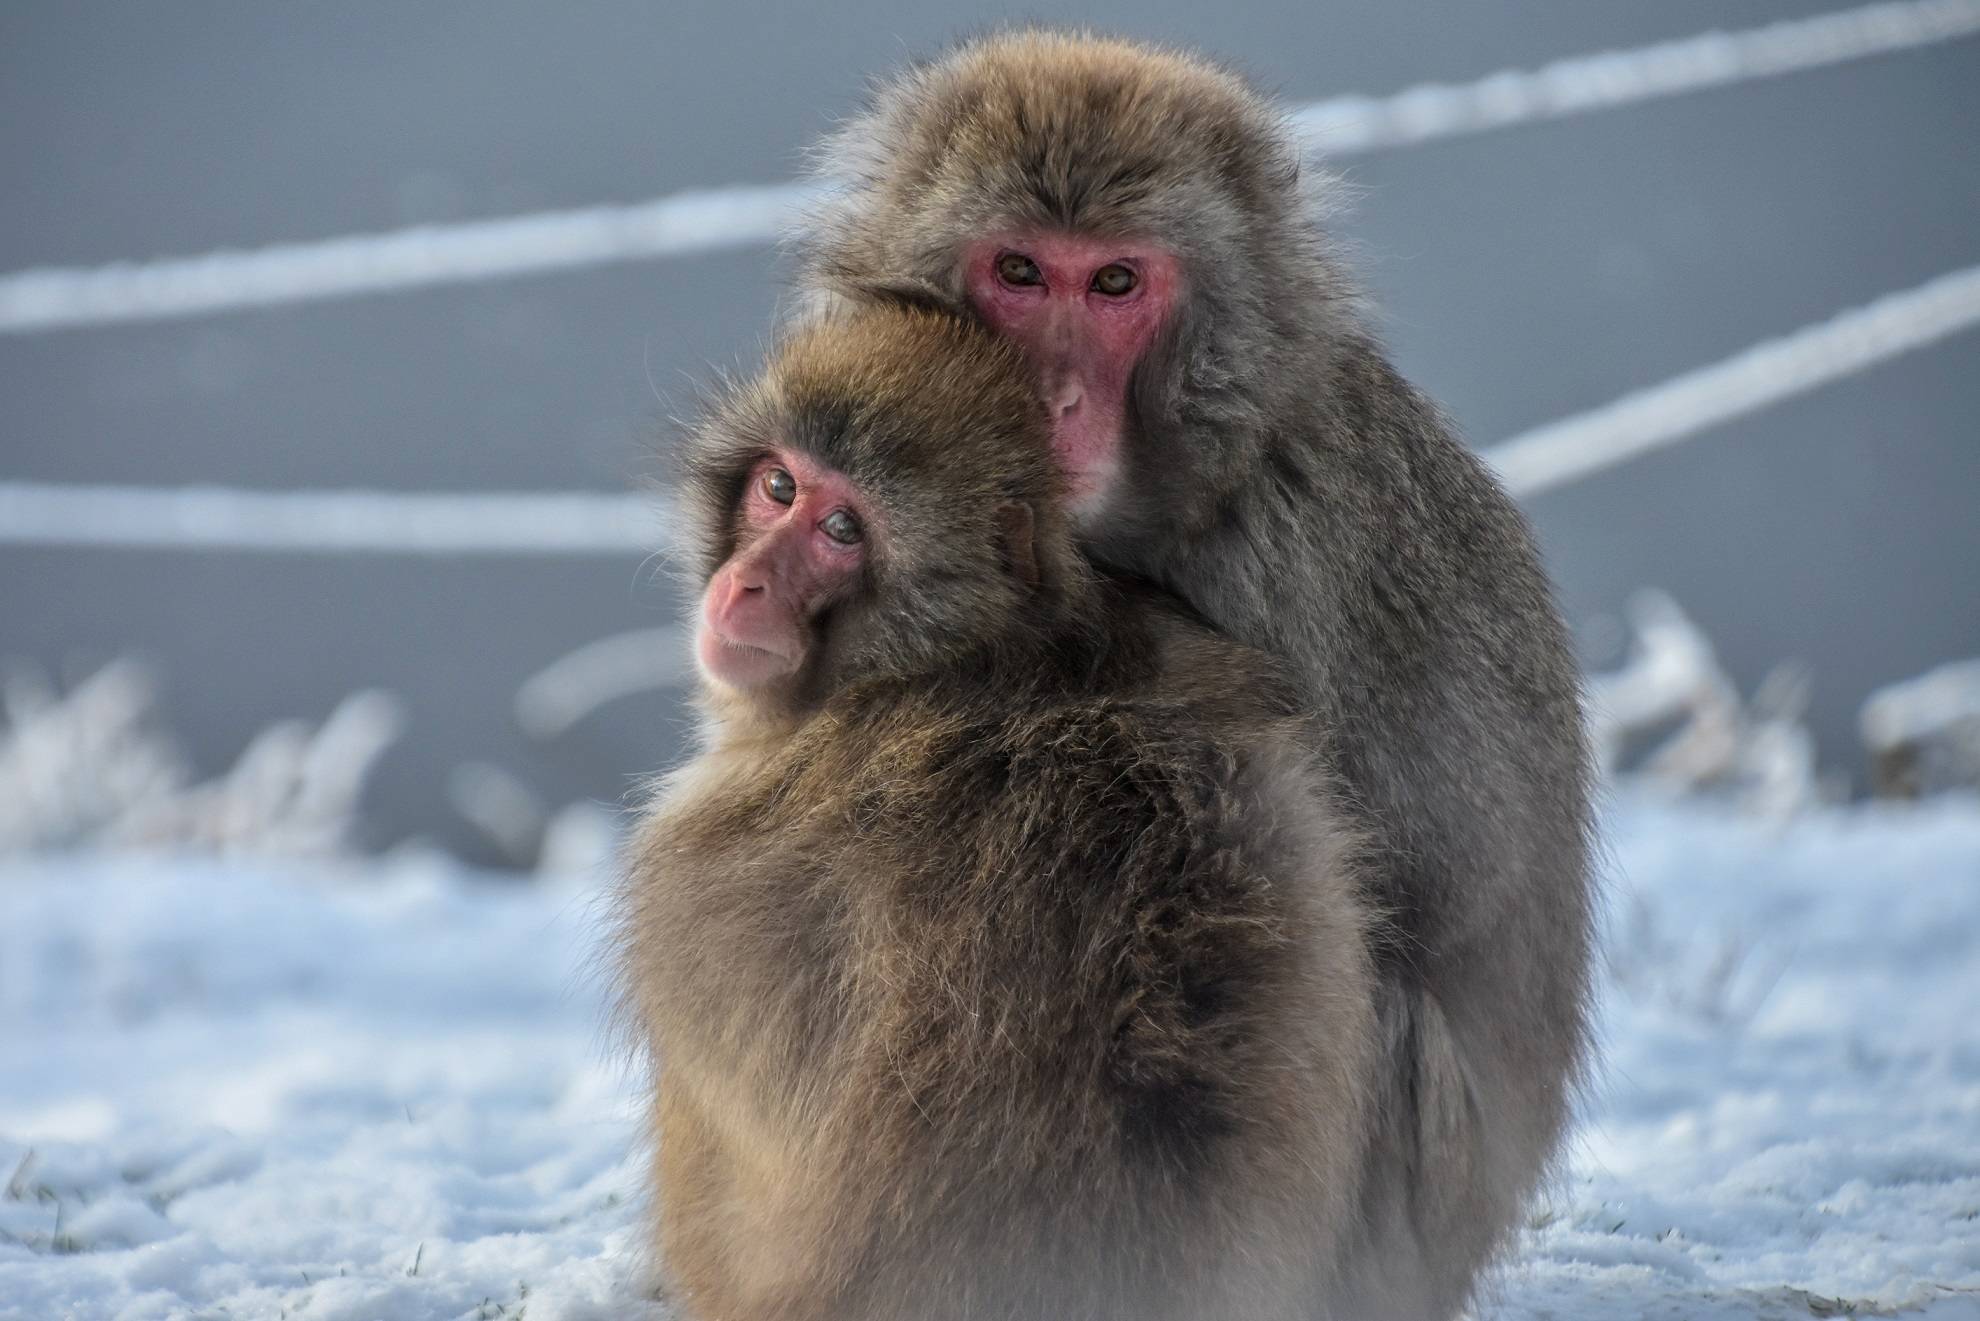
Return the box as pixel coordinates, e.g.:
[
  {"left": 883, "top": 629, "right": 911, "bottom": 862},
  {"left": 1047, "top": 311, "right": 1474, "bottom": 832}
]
[
  {"left": 816, "top": 30, "right": 1299, "bottom": 236},
  {"left": 802, "top": 29, "right": 1362, "bottom": 524}
]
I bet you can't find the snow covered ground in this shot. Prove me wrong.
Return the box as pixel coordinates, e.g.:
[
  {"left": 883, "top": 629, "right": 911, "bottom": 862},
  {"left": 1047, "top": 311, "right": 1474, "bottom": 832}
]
[{"left": 3, "top": 793, "right": 1978, "bottom": 1320}]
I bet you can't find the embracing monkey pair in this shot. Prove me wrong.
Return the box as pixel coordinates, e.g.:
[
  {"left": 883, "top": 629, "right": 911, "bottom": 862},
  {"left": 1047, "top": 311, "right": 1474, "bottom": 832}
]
[{"left": 621, "top": 31, "right": 1595, "bottom": 1321}]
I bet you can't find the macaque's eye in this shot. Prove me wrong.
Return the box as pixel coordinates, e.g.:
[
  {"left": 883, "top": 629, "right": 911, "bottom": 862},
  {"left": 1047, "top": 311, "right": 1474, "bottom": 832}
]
[
  {"left": 1090, "top": 264, "right": 1137, "bottom": 296},
  {"left": 819, "top": 509, "right": 863, "bottom": 546},
  {"left": 997, "top": 253, "right": 1043, "bottom": 287},
  {"left": 763, "top": 467, "right": 797, "bottom": 506}
]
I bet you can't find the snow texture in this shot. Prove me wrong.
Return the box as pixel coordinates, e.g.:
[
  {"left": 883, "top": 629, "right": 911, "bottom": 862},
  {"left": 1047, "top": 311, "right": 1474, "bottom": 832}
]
[{"left": 4, "top": 794, "right": 1979, "bottom": 1320}]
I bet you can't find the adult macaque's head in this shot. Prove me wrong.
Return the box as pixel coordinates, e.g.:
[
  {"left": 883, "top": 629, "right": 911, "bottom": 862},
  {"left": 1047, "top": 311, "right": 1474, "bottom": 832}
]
[
  {"left": 680, "top": 304, "right": 1088, "bottom": 720},
  {"left": 807, "top": 31, "right": 1338, "bottom": 533}
]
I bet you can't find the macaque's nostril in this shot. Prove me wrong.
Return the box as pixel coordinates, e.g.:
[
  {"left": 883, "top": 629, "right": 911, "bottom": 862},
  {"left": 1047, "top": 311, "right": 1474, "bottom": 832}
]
[
  {"left": 1047, "top": 378, "right": 1083, "bottom": 417},
  {"left": 719, "top": 572, "right": 768, "bottom": 606}
]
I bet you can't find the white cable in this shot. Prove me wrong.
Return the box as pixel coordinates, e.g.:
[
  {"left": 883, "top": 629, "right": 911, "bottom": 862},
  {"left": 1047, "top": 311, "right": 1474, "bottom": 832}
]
[
  {"left": 3, "top": 0, "right": 1974, "bottom": 334},
  {"left": 2, "top": 262, "right": 1976, "bottom": 553},
  {"left": 0, "top": 182, "right": 827, "bottom": 335},
  {"left": 0, "top": 483, "right": 669, "bottom": 555},
  {"left": 1288, "top": 0, "right": 1980, "bottom": 153},
  {"left": 514, "top": 627, "right": 695, "bottom": 737},
  {"left": 1484, "top": 262, "right": 1980, "bottom": 497}
]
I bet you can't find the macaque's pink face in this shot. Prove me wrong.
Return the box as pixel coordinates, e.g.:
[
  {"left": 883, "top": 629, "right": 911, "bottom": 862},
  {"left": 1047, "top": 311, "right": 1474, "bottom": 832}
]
[
  {"left": 696, "top": 451, "right": 869, "bottom": 694},
  {"left": 964, "top": 233, "right": 1179, "bottom": 516}
]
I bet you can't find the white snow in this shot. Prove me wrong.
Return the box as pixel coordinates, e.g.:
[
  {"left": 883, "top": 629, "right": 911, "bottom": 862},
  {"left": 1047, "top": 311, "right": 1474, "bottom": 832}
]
[
  {"left": 1500, "top": 794, "right": 1980, "bottom": 1319},
  {"left": 0, "top": 859, "right": 643, "bottom": 1320},
  {"left": 4, "top": 793, "right": 1979, "bottom": 1320}
]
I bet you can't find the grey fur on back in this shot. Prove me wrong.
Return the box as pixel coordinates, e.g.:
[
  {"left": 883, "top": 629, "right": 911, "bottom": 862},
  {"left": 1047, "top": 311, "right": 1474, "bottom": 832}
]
[{"left": 798, "top": 30, "right": 1597, "bottom": 1319}]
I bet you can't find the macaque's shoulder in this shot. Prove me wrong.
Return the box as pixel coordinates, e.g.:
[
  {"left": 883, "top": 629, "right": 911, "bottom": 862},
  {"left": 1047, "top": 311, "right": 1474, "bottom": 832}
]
[
  {"left": 1098, "top": 579, "right": 1312, "bottom": 730},
  {"left": 826, "top": 684, "right": 1308, "bottom": 865}
]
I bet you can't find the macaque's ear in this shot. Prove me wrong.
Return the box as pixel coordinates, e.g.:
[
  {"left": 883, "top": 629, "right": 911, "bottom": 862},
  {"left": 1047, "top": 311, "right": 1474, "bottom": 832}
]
[
  {"left": 993, "top": 501, "right": 1041, "bottom": 592},
  {"left": 849, "top": 276, "right": 970, "bottom": 321}
]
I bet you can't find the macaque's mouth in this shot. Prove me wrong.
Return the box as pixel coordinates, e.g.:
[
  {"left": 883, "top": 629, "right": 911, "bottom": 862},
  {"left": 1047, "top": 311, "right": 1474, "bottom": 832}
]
[
  {"left": 713, "top": 636, "right": 799, "bottom": 668},
  {"left": 698, "top": 630, "right": 803, "bottom": 687},
  {"left": 717, "top": 637, "right": 794, "bottom": 661}
]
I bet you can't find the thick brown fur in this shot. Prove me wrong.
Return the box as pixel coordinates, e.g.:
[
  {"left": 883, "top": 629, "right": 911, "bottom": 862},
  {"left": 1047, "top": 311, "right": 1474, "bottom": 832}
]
[
  {"left": 623, "top": 304, "right": 1377, "bottom": 1319},
  {"left": 801, "top": 32, "right": 1598, "bottom": 1319}
]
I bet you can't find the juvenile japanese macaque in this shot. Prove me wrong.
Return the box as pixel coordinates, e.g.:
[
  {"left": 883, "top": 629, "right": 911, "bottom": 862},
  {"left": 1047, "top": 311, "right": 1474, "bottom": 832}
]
[
  {"left": 621, "top": 302, "right": 1377, "bottom": 1320},
  {"left": 801, "top": 32, "right": 1597, "bottom": 1318}
]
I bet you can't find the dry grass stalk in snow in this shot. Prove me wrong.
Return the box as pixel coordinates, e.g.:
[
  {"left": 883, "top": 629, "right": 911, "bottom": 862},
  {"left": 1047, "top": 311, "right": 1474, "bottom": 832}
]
[
  {"left": 1585, "top": 589, "right": 1822, "bottom": 818},
  {"left": 0, "top": 658, "right": 401, "bottom": 858},
  {"left": 1860, "top": 658, "right": 1980, "bottom": 799}
]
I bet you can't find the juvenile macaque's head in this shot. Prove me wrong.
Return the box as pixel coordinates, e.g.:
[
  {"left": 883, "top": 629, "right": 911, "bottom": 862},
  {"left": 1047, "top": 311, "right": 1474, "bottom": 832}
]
[
  {"left": 807, "top": 31, "right": 1338, "bottom": 532},
  {"left": 681, "top": 304, "right": 1087, "bottom": 717}
]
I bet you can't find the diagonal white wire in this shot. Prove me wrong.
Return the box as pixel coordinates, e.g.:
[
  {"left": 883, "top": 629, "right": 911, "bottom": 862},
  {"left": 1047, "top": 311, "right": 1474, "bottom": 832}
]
[
  {"left": 514, "top": 627, "right": 695, "bottom": 734},
  {"left": 2, "top": 0, "right": 1975, "bottom": 335},
  {"left": 0, "top": 183, "right": 830, "bottom": 336},
  {"left": 2, "top": 260, "right": 1975, "bottom": 554},
  {"left": 1286, "top": 0, "right": 1980, "bottom": 153},
  {"left": 1482, "top": 262, "right": 1980, "bottom": 496}
]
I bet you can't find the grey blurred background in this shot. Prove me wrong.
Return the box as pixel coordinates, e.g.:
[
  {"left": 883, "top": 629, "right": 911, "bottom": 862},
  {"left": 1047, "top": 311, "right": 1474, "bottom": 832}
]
[{"left": 3, "top": 0, "right": 1976, "bottom": 865}]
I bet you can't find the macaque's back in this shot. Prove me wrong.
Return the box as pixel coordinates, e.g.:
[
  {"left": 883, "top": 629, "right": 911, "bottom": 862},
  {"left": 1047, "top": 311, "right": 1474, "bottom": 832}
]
[{"left": 625, "top": 609, "right": 1376, "bottom": 1320}]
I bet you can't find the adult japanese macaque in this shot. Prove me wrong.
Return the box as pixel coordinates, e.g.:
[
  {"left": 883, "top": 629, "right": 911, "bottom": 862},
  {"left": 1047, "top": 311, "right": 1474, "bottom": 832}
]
[
  {"left": 801, "top": 32, "right": 1596, "bottom": 1317},
  {"left": 621, "top": 302, "right": 1377, "bottom": 1320}
]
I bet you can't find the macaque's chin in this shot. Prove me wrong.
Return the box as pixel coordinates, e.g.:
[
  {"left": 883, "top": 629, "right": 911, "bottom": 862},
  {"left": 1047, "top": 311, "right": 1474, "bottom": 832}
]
[
  {"left": 1053, "top": 415, "right": 1123, "bottom": 523},
  {"left": 695, "top": 624, "right": 803, "bottom": 692},
  {"left": 1061, "top": 459, "right": 1118, "bottom": 524}
]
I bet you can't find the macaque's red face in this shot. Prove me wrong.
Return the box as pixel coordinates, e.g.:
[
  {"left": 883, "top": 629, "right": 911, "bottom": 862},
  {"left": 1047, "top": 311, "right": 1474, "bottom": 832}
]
[
  {"left": 964, "top": 233, "right": 1179, "bottom": 516},
  {"left": 696, "top": 451, "right": 870, "bottom": 694}
]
